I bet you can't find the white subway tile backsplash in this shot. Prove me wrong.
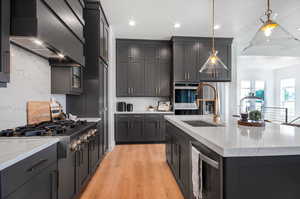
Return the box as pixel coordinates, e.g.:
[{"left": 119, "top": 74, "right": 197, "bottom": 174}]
[
  {"left": 116, "top": 97, "right": 170, "bottom": 112},
  {"left": 0, "top": 45, "right": 52, "bottom": 130}
]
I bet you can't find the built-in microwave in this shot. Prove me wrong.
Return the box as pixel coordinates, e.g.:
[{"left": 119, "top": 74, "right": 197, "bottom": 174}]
[{"left": 174, "top": 84, "right": 198, "bottom": 110}]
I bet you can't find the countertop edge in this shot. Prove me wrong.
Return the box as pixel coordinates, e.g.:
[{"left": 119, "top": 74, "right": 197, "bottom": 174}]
[
  {"left": 164, "top": 116, "right": 300, "bottom": 158},
  {"left": 0, "top": 138, "right": 60, "bottom": 171}
]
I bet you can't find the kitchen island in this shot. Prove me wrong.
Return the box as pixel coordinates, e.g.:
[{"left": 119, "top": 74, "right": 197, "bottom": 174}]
[{"left": 164, "top": 115, "right": 300, "bottom": 199}]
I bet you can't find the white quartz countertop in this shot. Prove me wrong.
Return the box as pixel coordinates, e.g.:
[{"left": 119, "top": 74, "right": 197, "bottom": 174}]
[
  {"left": 0, "top": 138, "right": 60, "bottom": 171},
  {"left": 165, "top": 115, "right": 300, "bottom": 157},
  {"left": 115, "top": 111, "right": 174, "bottom": 114}
]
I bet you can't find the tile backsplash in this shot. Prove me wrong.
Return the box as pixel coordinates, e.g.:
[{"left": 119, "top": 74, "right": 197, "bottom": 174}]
[{"left": 116, "top": 97, "right": 170, "bottom": 112}]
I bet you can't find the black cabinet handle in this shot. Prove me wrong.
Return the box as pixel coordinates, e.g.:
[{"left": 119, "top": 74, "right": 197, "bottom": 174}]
[{"left": 27, "top": 159, "right": 48, "bottom": 172}]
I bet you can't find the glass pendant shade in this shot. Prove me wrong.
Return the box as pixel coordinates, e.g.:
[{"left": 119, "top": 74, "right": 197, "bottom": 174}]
[
  {"left": 243, "top": 0, "right": 300, "bottom": 54},
  {"left": 199, "top": 50, "right": 229, "bottom": 76},
  {"left": 199, "top": 0, "right": 229, "bottom": 76}
]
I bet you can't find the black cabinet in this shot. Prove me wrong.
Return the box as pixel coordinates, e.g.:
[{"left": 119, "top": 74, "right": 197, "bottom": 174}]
[
  {"left": 116, "top": 39, "right": 171, "bottom": 97},
  {"left": 51, "top": 66, "right": 83, "bottom": 95},
  {"left": 76, "top": 142, "right": 89, "bottom": 190},
  {"left": 4, "top": 163, "right": 58, "bottom": 199},
  {"left": 143, "top": 115, "right": 162, "bottom": 142},
  {"left": 85, "top": 2, "right": 109, "bottom": 64},
  {"left": 166, "top": 123, "right": 191, "bottom": 199},
  {"left": 115, "top": 114, "right": 143, "bottom": 143},
  {"left": 0, "top": 0, "right": 10, "bottom": 87},
  {"left": 173, "top": 42, "right": 198, "bottom": 82},
  {"left": 115, "top": 114, "right": 172, "bottom": 144},
  {"left": 89, "top": 130, "right": 100, "bottom": 173},
  {"left": 172, "top": 36, "right": 233, "bottom": 83},
  {"left": 0, "top": 144, "right": 58, "bottom": 199}
]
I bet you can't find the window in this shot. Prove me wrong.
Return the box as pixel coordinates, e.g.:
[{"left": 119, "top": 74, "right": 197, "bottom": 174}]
[
  {"left": 280, "top": 78, "right": 296, "bottom": 116},
  {"left": 240, "top": 80, "right": 265, "bottom": 100}
]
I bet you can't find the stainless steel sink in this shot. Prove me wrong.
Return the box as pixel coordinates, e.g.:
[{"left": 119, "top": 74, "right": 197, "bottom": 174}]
[{"left": 183, "top": 120, "right": 224, "bottom": 127}]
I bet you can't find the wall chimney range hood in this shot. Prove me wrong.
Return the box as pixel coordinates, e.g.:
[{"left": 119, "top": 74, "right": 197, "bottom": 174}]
[{"left": 11, "top": 0, "right": 85, "bottom": 66}]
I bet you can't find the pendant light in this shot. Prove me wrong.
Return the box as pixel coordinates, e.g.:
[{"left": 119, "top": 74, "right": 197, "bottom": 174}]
[
  {"left": 199, "top": 0, "right": 229, "bottom": 77},
  {"left": 243, "top": 0, "right": 300, "bottom": 54}
]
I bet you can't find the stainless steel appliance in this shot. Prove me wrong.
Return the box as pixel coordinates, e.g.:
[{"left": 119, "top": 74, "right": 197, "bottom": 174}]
[
  {"left": 174, "top": 84, "right": 198, "bottom": 110},
  {"left": 0, "top": 120, "right": 103, "bottom": 199},
  {"left": 192, "top": 143, "right": 221, "bottom": 199}
]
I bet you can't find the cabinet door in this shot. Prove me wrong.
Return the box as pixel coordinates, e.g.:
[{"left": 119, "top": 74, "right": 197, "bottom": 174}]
[
  {"left": 5, "top": 163, "right": 58, "bottom": 199},
  {"left": 179, "top": 138, "right": 190, "bottom": 199},
  {"left": 159, "top": 117, "right": 166, "bottom": 142},
  {"left": 115, "top": 116, "right": 130, "bottom": 143},
  {"left": 116, "top": 62, "right": 129, "bottom": 97},
  {"left": 173, "top": 43, "right": 185, "bottom": 82},
  {"left": 129, "top": 116, "right": 144, "bottom": 142},
  {"left": 144, "top": 46, "right": 159, "bottom": 96},
  {"left": 158, "top": 62, "right": 171, "bottom": 97},
  {"left": 77, "top": 143, "right": 89, "bottom": 189},
  {"left": 128, "top": 62, "right": 145, "bottom": 96},
  {"left": 0, "top": 0, "right": 10, "bottom": 85},
  {"left": 143, "top": 116, "right": 161, "bottom": 142},
  {"left": 184, "top": 42, "right": 198, "bottom": 82},
  {"left": 165, "top": 127, "right": 172, "bottom": 165}
]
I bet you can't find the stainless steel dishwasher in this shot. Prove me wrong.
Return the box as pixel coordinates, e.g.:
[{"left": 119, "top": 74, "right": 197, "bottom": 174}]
[{"left": 192, "top": 143, "right": 221, "bottom": 199}]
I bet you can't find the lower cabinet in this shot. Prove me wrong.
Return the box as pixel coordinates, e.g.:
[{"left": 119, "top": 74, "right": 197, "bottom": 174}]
[
  {"left": 4, "top": 163, "right": 58, "bottom": 199},
  {"left": 115, "top": 114, "right": 172, "bottom": 144},
  {"left": 166, "top": 123, "right": 190, "bottom": 199},
  {"left": 0, "top": 144, "right": 58, "bottom": 199},
  {"left": 166, "top": 121, "right": 222, "bottom": 199}
]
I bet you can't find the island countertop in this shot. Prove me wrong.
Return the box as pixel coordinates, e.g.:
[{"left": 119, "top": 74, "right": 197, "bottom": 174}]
[
  {"left": 164, "top": 115, "right": 300, "bottom": 157},
  {"left": 0, "top": 138, "right": 60, "bottom": 171}
]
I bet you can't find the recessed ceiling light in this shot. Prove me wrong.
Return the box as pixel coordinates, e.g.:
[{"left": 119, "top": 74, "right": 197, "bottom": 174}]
[
  {"left": 57, "top": 53, "right": 65, "bottom": 58},
  {"left": 214, "top": 25, "right": 221, "bottom": 30},
  {"left": 174, "top": 23, "right": 181, "bottom": 28},
  {"left": 297, "top": 27, "right": 300, "bottom": 31},
  {"left": 33, "top": 39, "right": 43, "bottom": 46},
  {"left": 129, "top": 20, "right": 136, "bottom": 26}
]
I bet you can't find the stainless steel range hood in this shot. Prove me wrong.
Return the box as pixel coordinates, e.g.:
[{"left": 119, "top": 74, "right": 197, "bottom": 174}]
[{"left": 11, "top": 0, "right": 85, "bottom": 66}]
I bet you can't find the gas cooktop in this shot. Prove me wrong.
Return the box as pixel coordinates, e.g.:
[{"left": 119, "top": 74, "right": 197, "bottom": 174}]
[{"left": 0, "top": 120, "right": 95, "bottom": 137}]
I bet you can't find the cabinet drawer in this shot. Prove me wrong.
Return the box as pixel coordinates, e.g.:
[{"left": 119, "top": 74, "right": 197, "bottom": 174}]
[{"left": 1, "top": 144, "right": 57, "bottom": 198}]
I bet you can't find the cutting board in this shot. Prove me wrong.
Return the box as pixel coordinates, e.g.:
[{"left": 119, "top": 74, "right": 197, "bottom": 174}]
[{"left": 27, "top": 101, "right": 51, "bottom": 125}]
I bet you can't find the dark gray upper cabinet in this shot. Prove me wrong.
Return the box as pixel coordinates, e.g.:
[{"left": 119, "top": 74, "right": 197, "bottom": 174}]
[
  {"left": 85, "top": 2, "right": 109, "bottom": 64},
  {"left": 11, "top": 0, "right": 85, "bottom": 66},
  {"left": 172, "top": 36, "right": 233, "bottom": 82},
  {"left": 0, "top": 0, "right": 10, "bottom": 87},
  {"left": 51, "top": 66, "right": 83, "bottom": 95},
  {"left": 116, "top": 39, "right": 171, "bottom": 97}
]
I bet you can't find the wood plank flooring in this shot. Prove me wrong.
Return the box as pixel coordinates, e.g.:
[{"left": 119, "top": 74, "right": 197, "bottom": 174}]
[{"left": 80, "top": 144, "right": 184, "bottom": 199}]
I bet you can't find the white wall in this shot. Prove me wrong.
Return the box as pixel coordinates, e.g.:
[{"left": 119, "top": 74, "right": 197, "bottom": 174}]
[
  {"left": 108, "top": 27, "right": 116, "bottom": 151},
  {"left": 236, "top": 57, "right": 275, "bottom": 109},
  {"left": 0, "top": 45, "right": 51, "bottom": 130},
  {"left": 274, "top": 65, "right": 300, "bottom": 117}
]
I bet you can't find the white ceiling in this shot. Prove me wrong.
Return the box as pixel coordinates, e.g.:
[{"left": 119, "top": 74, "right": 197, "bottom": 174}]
[
  {"left": 101, "top": 0, "right": 300, "bottom": 56},
  {"left": 238, "top": 56, "right": 300, "bottom": 70}
]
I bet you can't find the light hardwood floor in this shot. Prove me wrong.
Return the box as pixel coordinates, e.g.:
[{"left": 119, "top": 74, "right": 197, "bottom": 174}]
[{"left": 80, "top": 144, "right": 184, "bottom": 199}]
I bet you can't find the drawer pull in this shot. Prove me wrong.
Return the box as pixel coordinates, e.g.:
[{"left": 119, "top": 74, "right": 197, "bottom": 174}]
[{"left": 27, "top": 159, "right": 48, "bottom": 172}]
